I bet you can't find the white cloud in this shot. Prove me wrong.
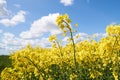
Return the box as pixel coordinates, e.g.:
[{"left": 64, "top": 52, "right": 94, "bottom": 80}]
[
  {"left": 62, "top": 32, "right": 107, "bottom": 44},
  {"left": 0, "top": 13, "right": 62, "bottom": 54},
  {"left": 0, "top": 42, "right": 5, "bottom": 49},
  {"left": 74, "top": 33, "right": 89, "bottom": 42},
  {"left": 60, "top": 0, "right": 74, "bottom": 6},
  {"left": 0, "top": 31, "right": 51, "bottom": 54},
  {"left": 2, "top": 32, "right": 28, "bottom": 47},
  {"left": 3, "top": 32, "right": 15, "bottom": 39},
  {"left": 62, "top": 32, "right": 89, "bottom": 44},
  {"left": 93, "top": 33, "right": 107, "bottom": 38},
  {"left": 62, "top": 36, "right": 69, "bottom": 42},
  {"left": 0, "top": 0, "right": 9, "bottom": 17},
  {"left": 0, "top": 10, "right": 26, "bottom": 27},
  {"left": 20, "top": 13, "right": 62, "bottom": 39},
  {"left": 32, "top": 38, "right": 51, "bottom": 47},
  {"left": 62, "top": 33, "right": 107, "bottom": 46},
  {"left": 0, "top": 31, "right": 107, "bottom": 55},
  {"left": 74, "top": 33, "right": 107, "bottom": 43}
]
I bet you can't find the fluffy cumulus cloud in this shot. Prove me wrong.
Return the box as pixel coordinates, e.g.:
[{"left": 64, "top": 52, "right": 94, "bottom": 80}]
[
  {"left": 0, "top": 31, "right": 51, "bottom": 55},
  {"left": 0, "top": 13, "right": 62, "bottom": 55},
  {"left": 20, "top": 13, "right": 62, "bottom": 39},
  {"left": 2, "top": 32, "right": 50, "bottom": 48},
  {"left": 0, "top": 0, "right": 9, "bottom": 17},
  {"left": 60, "top": 0, "right": 74, "bottom": 6},
  {"left": 0, "top": 10, "right": 26, "bottom": 27}
]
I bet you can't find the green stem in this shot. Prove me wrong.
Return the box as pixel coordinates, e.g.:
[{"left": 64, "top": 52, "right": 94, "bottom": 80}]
[
  {"left": 63, "top": 20, "right": 77, "bottom": 69},
  {"left": 69, "top": 29, "right": 77, "bottom": 69},
  {"left": 24, "top": 56, "right": 41, "bottom": 72},
  {"left": 24, "top": 56, "right": 44, "bottom": 79}
]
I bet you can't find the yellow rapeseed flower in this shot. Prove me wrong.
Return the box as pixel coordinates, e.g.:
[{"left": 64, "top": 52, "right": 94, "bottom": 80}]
[
  {"left": 56, "top": 14, "right": 71, "bottom": 31},
  {"left": 106, "top": 24, "right": 120, "bottom": 36},
  {"left": 49, "top": 35, "right": 57, "bottom": 42}
]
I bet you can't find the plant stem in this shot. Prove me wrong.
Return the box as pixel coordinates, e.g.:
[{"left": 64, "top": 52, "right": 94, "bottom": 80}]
[
  {"left": 63, "top": 20, "right": 77, "bottom": 70},
  {"left": 69, "top": 29, "right": 77, "bottom": 70},
  {"left": 24, "top": 56, "right": 40, "bottom": 72}
]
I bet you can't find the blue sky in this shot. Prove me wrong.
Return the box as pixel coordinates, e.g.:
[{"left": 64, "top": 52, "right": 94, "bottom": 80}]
[{"left": 0, "top": 0, "right": 120, "bottom": 55}]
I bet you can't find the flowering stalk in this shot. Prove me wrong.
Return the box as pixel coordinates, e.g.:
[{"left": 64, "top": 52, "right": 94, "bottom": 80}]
[
  {"left": 56, "top": 14, "right": 77, "bottom": 70},
  {"left": 24, "top": 56, "right": 43, "bottom": 79},
  {"left": 69, "top": 28, "right": 77, "bottom": 69},
  {"left": 24, "top": 56, "right": 41, "bottom": 72},
  {"left": 63, "top": 20, "right": 77, "bottom": 69}
]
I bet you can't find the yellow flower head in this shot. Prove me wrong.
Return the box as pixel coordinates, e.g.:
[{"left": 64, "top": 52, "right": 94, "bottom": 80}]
[
  {"left": 56, "top": 14, "right": 71, "bottom": 31},
  {"left": 49, "top": 35, "right": 57, "bottom": 42},
  {"left": 106, "top": 24, "right": 120, "bottom": 36}
]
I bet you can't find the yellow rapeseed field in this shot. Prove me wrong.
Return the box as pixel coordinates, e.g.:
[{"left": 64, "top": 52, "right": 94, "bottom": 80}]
[{"left": 1, "top": 14, "right": 120, "bottom": 80}]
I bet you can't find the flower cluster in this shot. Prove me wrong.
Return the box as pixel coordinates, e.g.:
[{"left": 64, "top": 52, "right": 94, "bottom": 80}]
[
  {"left": 106, "top": 24, "right": 120, "bottom": 36},
  {"left": 56, "top": 14, "right": 71, "bottom": 30}
]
